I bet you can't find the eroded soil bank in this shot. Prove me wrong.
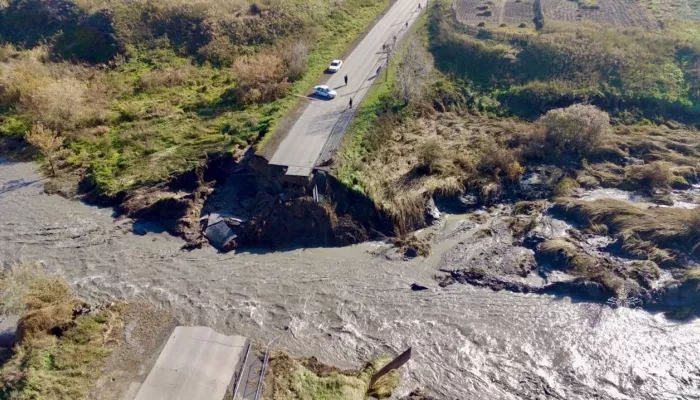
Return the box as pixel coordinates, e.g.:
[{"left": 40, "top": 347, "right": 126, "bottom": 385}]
[{"left": 54, "top": 150, "right": 395, "bottom": 252}]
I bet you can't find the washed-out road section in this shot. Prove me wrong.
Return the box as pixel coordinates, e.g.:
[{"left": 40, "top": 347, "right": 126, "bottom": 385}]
[{"left": 268, "top": 0, "right": 424, "bottom": 176}]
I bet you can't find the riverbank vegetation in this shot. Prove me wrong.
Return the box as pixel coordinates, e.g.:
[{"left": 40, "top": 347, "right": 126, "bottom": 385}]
[
  {"left": 0, "top": 262, "right": 118, "bottom": 399},
  {"left": 0, "top": 0, "right": 391, "bottom": 196},
  {"left": 263, "top": 351, "right": 399, "bottom": 400}
]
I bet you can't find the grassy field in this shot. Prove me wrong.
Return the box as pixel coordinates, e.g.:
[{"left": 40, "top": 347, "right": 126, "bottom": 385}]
[{"left": 0, "top": 0, "right": 392, "bottom": 196}]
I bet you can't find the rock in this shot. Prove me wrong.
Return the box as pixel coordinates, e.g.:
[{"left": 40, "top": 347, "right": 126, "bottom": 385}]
[
  {"left": 651, "top": 193, "right": 674, "bottom": 206},
  {"left": 411, "top": 283, "right": 428, "bottom": 291},
  {"left": 657, "top": 279, "right": 700, "bottom": 308},
  {"left": 425, "top": 197, "right": 441, "bottom": 224},
  {"left": 404, "top": 247, "right": 418, "bottom": 258}
]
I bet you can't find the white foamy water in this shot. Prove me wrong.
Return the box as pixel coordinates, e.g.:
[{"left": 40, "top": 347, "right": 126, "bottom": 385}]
[{"left": 1, "top": 160, "right": 699, "bottom": 399}]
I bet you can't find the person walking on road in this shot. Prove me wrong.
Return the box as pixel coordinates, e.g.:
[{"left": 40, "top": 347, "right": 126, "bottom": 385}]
[
  {"left": 344, "top": 74, "right": 348, "bottom": 86},
  {"left": 349, "top": 98, "right": 353, "bottom": 109},
  {"left": 376, "top": 65, "right": 382, "bottom": 75},
  {"left": 406, "top": 21, "right": 408, "bottom": 28}
]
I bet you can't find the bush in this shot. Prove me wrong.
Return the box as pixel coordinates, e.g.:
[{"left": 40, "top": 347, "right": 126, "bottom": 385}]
[
  {"left": 138, "top": 65, "right": 192, "bottom": 91},
  {"left": 554, "top": 176, "right": 580, "bottom": 196},
  {"left": 478, "top": 145, "right": 523, "bottom": 182},
  {"left": 227, "top": 51, "right": 291, "bottom": 105},
  {"left": 21, "top": 78, "right": 90, "bottom": 131},
  {"left": 536, "top": 104, "right": 610, "bottom": 159},
  {"left": 418, "top": 138, "right": 444, "bottom": 174},
  {"left": 25, "top": 123, "right": 63, "bottom": 175},
  {"left": 282, "top": 41, "right": 308, "bottom": 82},
  {"left": 197, "top": 35, "right": 237, "bottom": 66},
  {"left": 628, "top": 161, "right": 674, "bottom": 191}
]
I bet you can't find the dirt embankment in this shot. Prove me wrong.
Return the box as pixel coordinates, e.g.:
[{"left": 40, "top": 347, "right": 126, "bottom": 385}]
[{"left": 71, "top": 150, "right": 394, "bottom": 251}]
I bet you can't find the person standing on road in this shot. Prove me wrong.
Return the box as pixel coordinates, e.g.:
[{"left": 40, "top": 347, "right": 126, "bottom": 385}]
[
  {"left": 406, "top": 21, "right": 408, "bottom": 28},
  {"left": 344, "top": 74, "right": 348, "bottom": 86},
  {"left": 349, "top": 98, "right": 353, "bottom": 109},
  {"left": 376, "top": 65, "right": 382, "bottom": 76}
]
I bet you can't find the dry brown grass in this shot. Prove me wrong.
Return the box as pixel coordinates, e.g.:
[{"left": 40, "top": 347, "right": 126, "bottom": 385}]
[
  {"left": 627, "top": 161, "right": 674, "bottom": 190},
  {"left": 556, "top": 198, "right": 700, "bottom": 263},
  {"left": 349, "top": 112, "right": 530, "bottom": 232},
  {"left": 0, "top": 262, "right": 79, "bottom": 342},
  {"left": 0, "top": 262, "right": 124, "bottom": 400},
  {"left": 229, "top": 51, "right": 291, "bottom": 105},
  {"left": 538, "top": 238, "right": 626, "bottom": 295},
  {"left": 389, "top": 234, "right": 432, "bottom": 257}
]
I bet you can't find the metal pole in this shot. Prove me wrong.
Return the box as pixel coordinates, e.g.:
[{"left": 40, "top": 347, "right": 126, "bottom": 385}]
[
  {"left": 254, "top": 336, "right": 280, "bottom": 400},
  {"left": 232, "top": 341, "right": 251, "bottom": 399}
]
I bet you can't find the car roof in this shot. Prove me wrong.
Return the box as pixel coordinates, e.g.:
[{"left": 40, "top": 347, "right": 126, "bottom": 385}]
[{"left": 315, "top": 85, "right": 329, "bottom": 89}]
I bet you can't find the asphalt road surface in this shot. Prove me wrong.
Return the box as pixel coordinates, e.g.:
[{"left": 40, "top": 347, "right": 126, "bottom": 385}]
[{"left": 268, "top": 0, "right": 425, "bottom": 176}]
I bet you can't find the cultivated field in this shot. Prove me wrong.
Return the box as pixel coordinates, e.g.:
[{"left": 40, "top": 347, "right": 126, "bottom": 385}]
[
  {"left": 638, "top": 0, "right": 700, "bottom": 22},
  {"left": 541, "top": 0, "right": 655, "bottom": 28},
  {"left": 504, "top": 0, "right": 535, "bottom": 23},
  {"left": 455, "top": 0, "right": 657, "bottom": 28},
  {"left": 454, "top": 0, "right": 503, "bottom": 24}
]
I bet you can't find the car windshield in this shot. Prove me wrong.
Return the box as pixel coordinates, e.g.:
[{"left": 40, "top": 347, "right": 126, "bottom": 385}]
[{"left": 331, "top": 61, "right": 340, "bottom": 66}]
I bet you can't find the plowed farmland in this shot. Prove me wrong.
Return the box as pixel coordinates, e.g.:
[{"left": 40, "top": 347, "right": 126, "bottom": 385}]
[
  {"left": 638, "top": 0, "right": 700, "bottom": 22},
  {"left": 455, "top": 0, "right": 657, "bottom": 28},
  {"left": 541, "top": 0, "right": 655, "bottom": 27},
  {"left": 454, "top": 0, "right": 502, "bottom": 24}
]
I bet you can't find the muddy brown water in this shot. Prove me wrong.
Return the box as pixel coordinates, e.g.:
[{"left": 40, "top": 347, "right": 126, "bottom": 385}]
[{"left": 1, "top": 160, "right": 700, "bottom": 399}]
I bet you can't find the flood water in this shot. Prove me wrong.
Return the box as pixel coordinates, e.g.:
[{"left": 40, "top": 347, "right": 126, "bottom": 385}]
[{"left": 1, "top": 160, "right": 699, "bottom": 399}]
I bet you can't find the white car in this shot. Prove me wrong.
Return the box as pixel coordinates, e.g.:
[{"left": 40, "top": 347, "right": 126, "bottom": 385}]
[
  {"left": 314, "top": 85, "right": 337, "bottom": 99},
  {"left": 327, "top": 59, "right": 343, "bottom": 73}
]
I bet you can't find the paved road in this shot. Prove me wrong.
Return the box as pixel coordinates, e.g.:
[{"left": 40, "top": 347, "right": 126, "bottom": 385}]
[
  {"left": 268, "top": 0, "right": 425, "bottom": 176},
  {"left": 133, "top": 327, "right": 248, "bottom": 400}
]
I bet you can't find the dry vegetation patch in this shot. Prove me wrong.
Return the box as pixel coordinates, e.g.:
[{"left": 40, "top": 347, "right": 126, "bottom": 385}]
[
  {"left": 339, "top": 111, "right": 530, "bottom": 232},
  {"left": 263, "top": 351, "right": 400, "bottom": 400},
  {"left": 555, "top": 198, "right": 700, "bottom": 264}
]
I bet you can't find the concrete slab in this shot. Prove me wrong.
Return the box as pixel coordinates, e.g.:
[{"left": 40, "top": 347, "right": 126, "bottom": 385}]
[
  {"left": 285, "top": 166, "right": 313, "bottom": 177},
  {"left": 134, "top": 327, "right": 248, "bottom": 400}
]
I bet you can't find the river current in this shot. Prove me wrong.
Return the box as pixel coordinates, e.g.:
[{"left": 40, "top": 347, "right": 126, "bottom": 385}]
[{"left": 1, "top": 160, "right": 699, "bottom": 399}]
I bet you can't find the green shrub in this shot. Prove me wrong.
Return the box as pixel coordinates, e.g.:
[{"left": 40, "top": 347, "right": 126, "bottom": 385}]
[
  {"left": 85, "top": 152, "right": 126, "bottom": 194},
  {"left": 0, "top": 115, "right": 28, "bottom": 136}
]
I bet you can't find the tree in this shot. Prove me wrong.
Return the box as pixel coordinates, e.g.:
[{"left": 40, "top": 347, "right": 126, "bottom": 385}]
[
  {"left": 25, "top": 124, "right": 63, "bottom": 176},
  {"left": 395, "top": 39, "right": 433, "bottom": 105}
]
